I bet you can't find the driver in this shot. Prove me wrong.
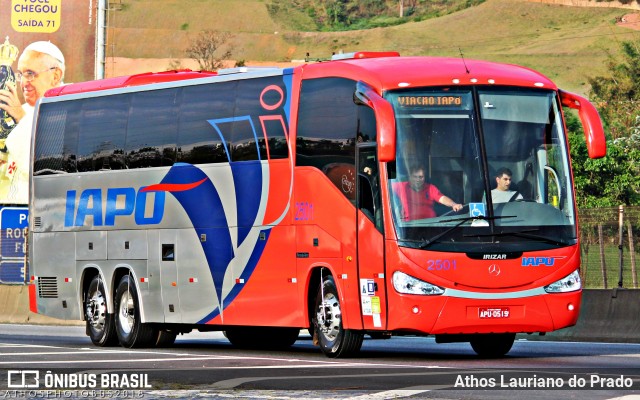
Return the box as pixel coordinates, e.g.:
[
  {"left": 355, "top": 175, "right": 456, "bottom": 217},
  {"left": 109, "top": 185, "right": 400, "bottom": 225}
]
[
  {"left": 491, "top": 167, "right": 523, "bottom": 203},
  {"left": 392, "top": 164, "right": 462, "bottom": 221}
]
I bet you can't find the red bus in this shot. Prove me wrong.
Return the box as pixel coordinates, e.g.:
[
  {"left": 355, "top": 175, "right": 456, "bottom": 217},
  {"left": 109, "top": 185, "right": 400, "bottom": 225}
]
[{"left": 28, "top": 52, "right": 605, "bottom": 357}]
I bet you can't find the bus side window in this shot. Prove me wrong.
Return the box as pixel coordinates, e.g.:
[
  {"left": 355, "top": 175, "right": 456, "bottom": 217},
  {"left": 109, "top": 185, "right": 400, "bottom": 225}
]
[
  {"left": 235, "top": 77, "right": 290, "bottom": 161},
  {"left": 177, "top": 82, "right": 235, "bottom": 164},
  {"left": 296, "top": 77, "right": 358, "bottom": 201},
  {"left": 126, "top": 89, "right": 179, "bottom": 168},
  {"left": 33, "top": 101, "right": 80, "bottom": 174},
  {"left": 77, "top": 94, "right": 129, "bottom": 172}
]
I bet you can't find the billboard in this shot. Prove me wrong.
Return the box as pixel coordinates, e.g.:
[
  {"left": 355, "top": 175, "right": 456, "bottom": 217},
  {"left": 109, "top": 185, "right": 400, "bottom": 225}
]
[{"left": 0, "top": 0, "right": 98, "bottom": 84}]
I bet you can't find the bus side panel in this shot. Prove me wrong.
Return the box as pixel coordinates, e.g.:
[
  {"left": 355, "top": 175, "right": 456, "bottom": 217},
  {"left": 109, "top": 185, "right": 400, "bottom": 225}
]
[
  {"left": 356, "top": 211, "right": 387, "bottom": 330},
  {"left": 385, "top": 240, "right": 445, "bottom": 334},
  {"left": 293, "top": 167, "right": 362, "bottom": 330},
  {"left": 31, "top": 232, "right": 80, "bottom": 320},
  {"left": 263, "top": 159, "right": 293, "bottom": 225},
  {"left": 174, "top": 227, "right": 217, "bottom": 324},
  {"left": 212, "top": 224, "right": 301, "bottom": 327},
  {"left": 145, "top": 229, "right": 170, "bottom": 323}
]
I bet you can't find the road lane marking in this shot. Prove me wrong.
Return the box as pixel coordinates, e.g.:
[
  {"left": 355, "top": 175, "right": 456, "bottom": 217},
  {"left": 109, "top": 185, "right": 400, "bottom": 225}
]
[
  {"left": 603, "top": 354, "right": 640, "bottom": 357},
  {"left": 0, "top": 342, "right": 452, "bottom": 369},
  {"left": 0, "top": 356, "right": 254, "bottom": 365}
]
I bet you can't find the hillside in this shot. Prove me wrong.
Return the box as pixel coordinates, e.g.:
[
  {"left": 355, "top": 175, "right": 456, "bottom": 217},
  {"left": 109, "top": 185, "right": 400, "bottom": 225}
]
[{"left": 105, "top": 0, "right": 640, "bottom": 94}]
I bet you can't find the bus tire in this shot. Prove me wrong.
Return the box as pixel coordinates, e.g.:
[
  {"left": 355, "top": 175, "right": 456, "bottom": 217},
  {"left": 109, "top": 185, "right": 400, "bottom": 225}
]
[
  {"left": 225, "top": 327, "right": 299, "bottom": 349},
  {"left": 313, "top": 276, "right": 364, "bottom": 358},
  {"left": 85, "top": 275, "right": 118, "bottom": 346},
  {"left": 114, "top": 275, "right": 157, "bottom": 348},
  {"left": 470, "top": 333, "right": 516, "bottom": 358}
]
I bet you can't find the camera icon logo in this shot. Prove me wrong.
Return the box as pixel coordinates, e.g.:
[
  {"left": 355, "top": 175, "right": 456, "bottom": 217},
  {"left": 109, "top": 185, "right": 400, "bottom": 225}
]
[{"left": 7, "top": 370, "right": 40, "bottom": 388}]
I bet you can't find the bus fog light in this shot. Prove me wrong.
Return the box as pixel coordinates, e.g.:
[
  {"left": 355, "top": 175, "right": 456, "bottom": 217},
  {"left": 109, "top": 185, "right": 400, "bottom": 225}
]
[
  {"left": 544, "top": 270, "right": 581, "bottom": 293},
  {"left": 567, "top": 303, "right": 575, "bottom": 311},
  {"left": 412, "top": 306, "right": 420, "bottom": 314},
  {"left": 392, "top": 271, "right": 444, "bottom": 295}
]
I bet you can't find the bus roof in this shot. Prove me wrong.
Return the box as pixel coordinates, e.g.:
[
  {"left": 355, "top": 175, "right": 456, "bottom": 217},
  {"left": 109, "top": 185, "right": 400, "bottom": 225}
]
[
  {"left": 299, "top": 55, "right": 558, "bottom": 92},
  {"left": 44, "top": 54, "right": 558, "bottom": 98},
  {"left": 45, "top": 69, "right": 217, "bottom": 97}
]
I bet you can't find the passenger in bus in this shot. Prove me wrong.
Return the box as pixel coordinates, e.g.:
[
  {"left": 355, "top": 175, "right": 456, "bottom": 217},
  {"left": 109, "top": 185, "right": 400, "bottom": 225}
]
[
  {"left": 2, "top": 41, "right": 65, "bottom": 204},
  {"left": 392, "top": 165, "right": 462, "bottom": 220},
  {"left": 491, "top": 167, "right": 523, "bottom": 203}
]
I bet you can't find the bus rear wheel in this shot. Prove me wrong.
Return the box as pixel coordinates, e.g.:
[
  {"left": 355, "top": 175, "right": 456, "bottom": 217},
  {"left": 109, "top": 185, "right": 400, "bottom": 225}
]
[
  {"left": 85, "top": 275, "right": 117, "bottom": 346},
  {"left": 470, "top": 333, "right": 516, "bottom": 358},
  {"left": 114, "top": 275, "right": 157, "bottom": 348},
  {"left": 313, "top": 275, "right": 363, "bottom": 358}
]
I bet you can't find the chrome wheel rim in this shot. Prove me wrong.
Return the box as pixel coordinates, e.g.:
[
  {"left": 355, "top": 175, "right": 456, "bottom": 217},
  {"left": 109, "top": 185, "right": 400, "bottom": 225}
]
[
  {"left": 316, "top": 292, "right": 341, "bottom": 342},
  {"left": 86, "top": 289, "right": 107, "bottom": 331},
  {"left": 117, "top": 289, "right": 135, "bottom": 335}
]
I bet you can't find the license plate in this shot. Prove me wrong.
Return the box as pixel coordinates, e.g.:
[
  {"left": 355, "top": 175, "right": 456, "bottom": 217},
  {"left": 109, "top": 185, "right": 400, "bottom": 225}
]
[{"left": 479, "top": 307, "right": 510, "bottom": 318}]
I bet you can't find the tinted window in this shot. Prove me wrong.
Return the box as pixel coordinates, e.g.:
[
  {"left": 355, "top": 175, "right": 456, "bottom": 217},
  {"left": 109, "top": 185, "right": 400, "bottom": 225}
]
[
  {"left": 297, "top": 77, "right": 357, "bottom": 200},
  {"left": 236, "top": 79, "right": 289, "bottom": 160},
  {"left": 33, "top": 74, "right": 292, "bottom": 175},
  {"left": 177, "top": 81, "right": 235, "bottom": 164},
  {"left": 33, "top": 101, "right": 80, "bottom": 174},
  {"left": 77, "top": 95, "right": 129, "bottom": 172},
  {"left": 126, "top": 89, "right": 179, "bottom": 168}
]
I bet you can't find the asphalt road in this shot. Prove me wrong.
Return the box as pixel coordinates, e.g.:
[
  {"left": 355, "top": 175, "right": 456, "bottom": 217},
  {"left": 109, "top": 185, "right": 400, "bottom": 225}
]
[{"left": 0, "top": 324, "right": 639, "bottom": 400}]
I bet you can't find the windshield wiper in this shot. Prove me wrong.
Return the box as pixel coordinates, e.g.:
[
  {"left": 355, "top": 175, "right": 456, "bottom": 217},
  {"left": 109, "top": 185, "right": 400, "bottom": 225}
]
[
  {"left": 439, "top": 215, "right": 516, "bottom": 224},
  {"left": 471, "top": 229, "right": 571, "bottom": 246},
  {"left": 418, "top": 215, "right": 515, "bottom": 249}
]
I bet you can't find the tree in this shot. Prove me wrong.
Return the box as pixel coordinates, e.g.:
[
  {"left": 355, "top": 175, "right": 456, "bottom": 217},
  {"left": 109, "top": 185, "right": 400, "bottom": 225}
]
[
  {"left": 568, "top": 38, "right": 640, "bottom": 207},
  {"left": 588, "top": 40, "right": 640, "bottom": 140},
  {"left": 186, "top": 30, "right": 233, "bottom": 72},
  {"left": 567, "top": 113, "right": 640, "bottom": 208},
  {"left": 569, "top": 129, "right": 640, "bottom": 208}
]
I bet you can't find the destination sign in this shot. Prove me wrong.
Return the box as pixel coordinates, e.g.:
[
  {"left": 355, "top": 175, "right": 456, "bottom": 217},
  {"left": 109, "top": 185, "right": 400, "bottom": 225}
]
[{"left": 396, "top": 95, "right": 463, "bottom": 107}]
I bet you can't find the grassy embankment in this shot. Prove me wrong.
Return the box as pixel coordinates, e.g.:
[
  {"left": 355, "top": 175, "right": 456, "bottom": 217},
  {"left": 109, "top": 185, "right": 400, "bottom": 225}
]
[{"left": 107, "top": 0, "right": 640, "bottom": 94}]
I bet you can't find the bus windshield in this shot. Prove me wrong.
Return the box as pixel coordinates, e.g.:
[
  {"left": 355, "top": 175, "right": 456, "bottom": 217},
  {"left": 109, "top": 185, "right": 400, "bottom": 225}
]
[{"left": 386, "top": 87, "right": 576, "bottom": 252}]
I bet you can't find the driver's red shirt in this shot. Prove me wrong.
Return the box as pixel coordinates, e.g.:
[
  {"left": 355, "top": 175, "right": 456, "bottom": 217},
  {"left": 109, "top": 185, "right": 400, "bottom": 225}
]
[{"left": 392, "top": 181, "right": 444, "bottom": 220}]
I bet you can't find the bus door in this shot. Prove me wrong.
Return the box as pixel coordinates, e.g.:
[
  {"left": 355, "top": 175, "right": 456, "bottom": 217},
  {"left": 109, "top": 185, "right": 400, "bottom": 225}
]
[{"left": 356, "top": 144, "right": 387, "bottom": 330}]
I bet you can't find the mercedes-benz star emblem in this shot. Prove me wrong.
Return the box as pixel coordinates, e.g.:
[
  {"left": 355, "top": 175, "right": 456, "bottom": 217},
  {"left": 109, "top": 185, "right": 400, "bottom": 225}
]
[{"left": 488, "top": 264, "right": 501, "bottom": 276}]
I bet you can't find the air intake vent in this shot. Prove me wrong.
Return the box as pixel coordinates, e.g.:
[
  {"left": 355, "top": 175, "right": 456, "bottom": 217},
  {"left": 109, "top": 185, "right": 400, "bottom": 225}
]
[
  {"left": 38, "top": 277, "right": 58, "bottom": 298},
  {"left": 34, "top": 217, "right": 42, "bottom": 228}
]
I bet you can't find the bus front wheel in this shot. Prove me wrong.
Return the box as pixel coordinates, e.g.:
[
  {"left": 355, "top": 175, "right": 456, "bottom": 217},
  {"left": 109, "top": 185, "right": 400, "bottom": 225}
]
[
  {"left": 114, "top": 275, "right": 157, "bottom": 348},
  {"left": 85, "top": 275, "right": 117, "bottom": 346},
  {"left": 313, "top": 276, "right": 363, "bottom": 358},
  {"left": 470, "top": 333, "right": 516, "bottom": 358}
]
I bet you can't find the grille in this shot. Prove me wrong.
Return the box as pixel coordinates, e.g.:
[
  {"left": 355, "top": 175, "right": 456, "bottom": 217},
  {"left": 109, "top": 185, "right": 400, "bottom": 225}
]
[
  {"left": 38, "top": 277, "right": 58, "bottom": 298},
  {"left": 33, "top": 217, "right": 42, "bottom": 228}
]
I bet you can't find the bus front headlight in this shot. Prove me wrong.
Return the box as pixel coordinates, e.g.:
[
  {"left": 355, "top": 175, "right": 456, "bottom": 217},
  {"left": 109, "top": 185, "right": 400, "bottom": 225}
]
[
  {"left": 544, "top": 269, "right": 581, "bottom": 293},
  {"left": 392, "top": 271, "right": 444, "bottom": 295}
]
